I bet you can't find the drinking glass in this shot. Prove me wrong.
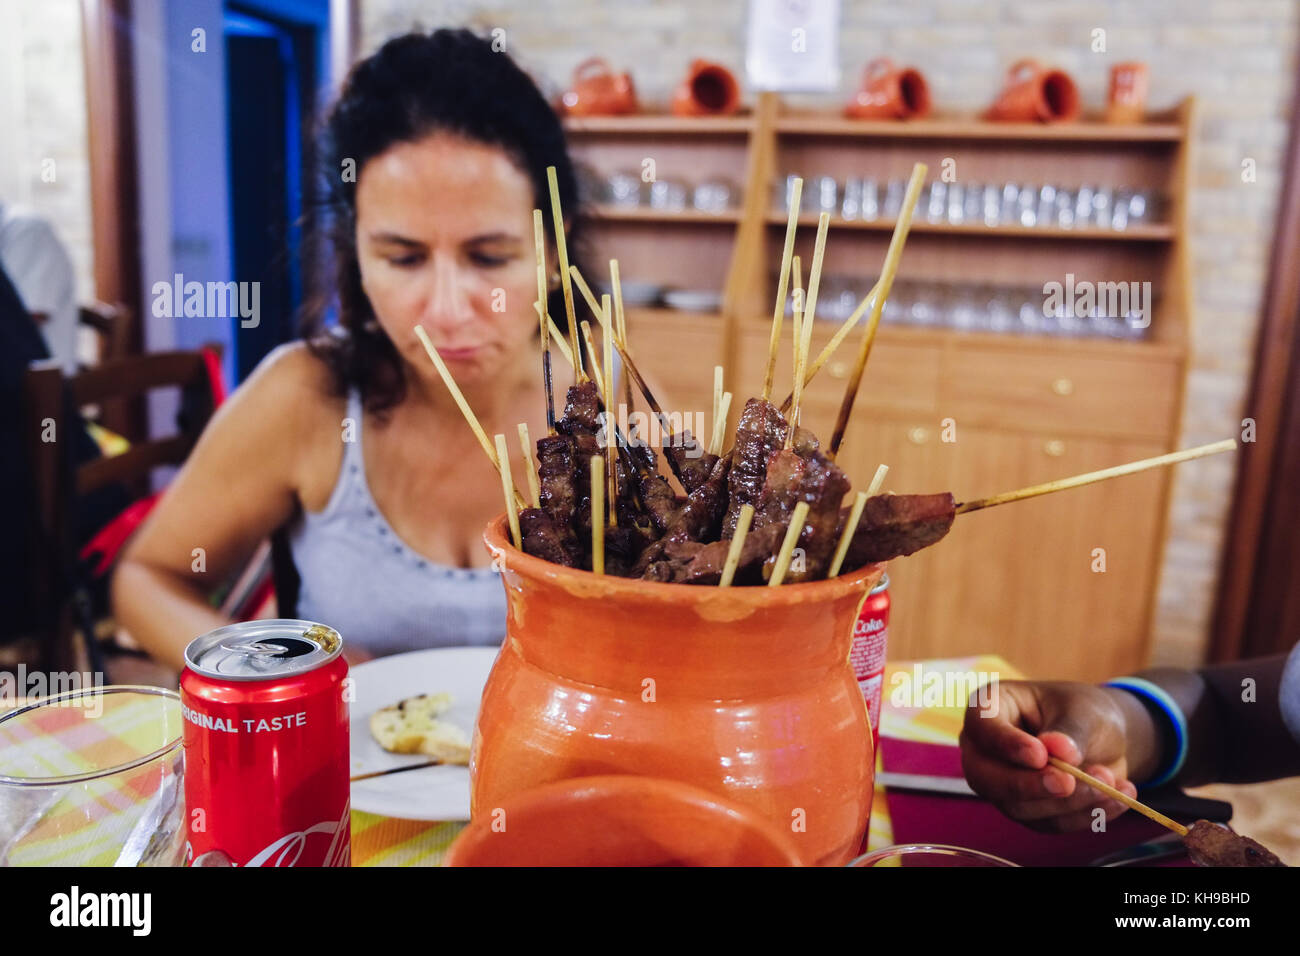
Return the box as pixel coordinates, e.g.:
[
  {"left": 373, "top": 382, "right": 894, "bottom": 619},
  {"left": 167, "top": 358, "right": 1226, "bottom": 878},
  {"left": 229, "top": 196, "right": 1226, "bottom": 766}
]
[
  {"left": 946, "top": 182, "right": 966, "bottom": 224},
  {"left": 1016, "top": 183, "right": 1038, "bottom": 227},
  {"left": 840, "top": 178, "right": 863, "bottom": 221},
  {"left": 1090, "top": 186, "right": 1114, "bottom": 229},
  {"left": 925, "top": 181, "right": 947, "bottom": 223},
  {"left": 982, "top": 183, "right": 1002, "bottom": 226},
  {"left": 860, "top": 179, "right": 880, "bottom": 221},
  {"left": 963, "top": 182, "right": 983, "bottom": 224},
  {"left": 0, "top": 685, "right": 186, "bottom": 866},
  {"left": 849, "top": 844, "right": 1017, "bottom": 867},
  {"left": 999, "top": 183, "right": 1020, "bottom": 225},
  {"left": 692, "top": 179, "right": 737, "bottom": 213},
  {"left": 814, "top": 175, "right": 839, "bottom": 214},
  {"left": 1054, "top": 187, "right": 1076, "bottom": 228},
  {"left": 884, "top": 179, "right": 905, "bottom": 218},
  {"left": 606, "top": 170, "right": 644, "bottom": 207},
  {"left": 648, "top": 178, "right": 689, "bottom": 211},
  {"left": 1036, "top": 185, "right": 1057, "bottom": 228}
]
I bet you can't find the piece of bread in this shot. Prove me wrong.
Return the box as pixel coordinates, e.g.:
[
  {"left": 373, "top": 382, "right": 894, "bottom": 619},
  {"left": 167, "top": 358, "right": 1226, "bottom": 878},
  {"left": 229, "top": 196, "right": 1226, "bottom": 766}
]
[{"left": 368, "top": 692, "right": 470, "bottom": 764}]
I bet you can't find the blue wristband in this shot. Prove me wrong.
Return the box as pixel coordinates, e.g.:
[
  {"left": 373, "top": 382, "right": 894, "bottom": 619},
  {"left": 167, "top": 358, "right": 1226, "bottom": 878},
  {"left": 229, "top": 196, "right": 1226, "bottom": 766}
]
[{"left": 1104, "top": 677, "right": 1189, "bottom": 788}]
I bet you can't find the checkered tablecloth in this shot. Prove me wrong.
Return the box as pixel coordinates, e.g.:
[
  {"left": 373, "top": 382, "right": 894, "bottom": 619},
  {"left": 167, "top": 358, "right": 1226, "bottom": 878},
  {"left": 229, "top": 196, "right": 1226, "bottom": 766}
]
[{"left": 351, "top": 655, "right": 1017, "bottom": 866}]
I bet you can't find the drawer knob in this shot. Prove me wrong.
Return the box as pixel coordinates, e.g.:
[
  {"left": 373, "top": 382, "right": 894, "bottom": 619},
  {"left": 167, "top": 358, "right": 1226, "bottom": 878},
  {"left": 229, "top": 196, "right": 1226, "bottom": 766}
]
[
  {"left": 1052, "top": 377, "right": 1074, "bottom": 396},
  {"left": 829, "top": 360, "right": 850, "bottom": 380},
  {"left": 908, "top": 426, "right": 931, "bottom": 445},
  {"left": 1044, "top": 439, "right": 1066, "bottom": 457}
]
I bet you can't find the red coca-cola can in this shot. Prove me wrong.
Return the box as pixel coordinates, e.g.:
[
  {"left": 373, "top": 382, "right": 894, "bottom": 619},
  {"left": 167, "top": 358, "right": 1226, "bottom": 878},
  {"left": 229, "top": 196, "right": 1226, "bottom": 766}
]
[
  {"left": 850, "top": 573, "right": 890, "bottom": 739},
  {"left": 180, "top": 620, "right": 350, "bottom": 867}
]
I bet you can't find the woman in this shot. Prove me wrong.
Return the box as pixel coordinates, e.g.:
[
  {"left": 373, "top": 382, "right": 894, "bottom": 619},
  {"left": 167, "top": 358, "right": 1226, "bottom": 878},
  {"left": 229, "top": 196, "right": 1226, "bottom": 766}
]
[{"left": 113, "top": 29, "right": 588, "bottom": 669}]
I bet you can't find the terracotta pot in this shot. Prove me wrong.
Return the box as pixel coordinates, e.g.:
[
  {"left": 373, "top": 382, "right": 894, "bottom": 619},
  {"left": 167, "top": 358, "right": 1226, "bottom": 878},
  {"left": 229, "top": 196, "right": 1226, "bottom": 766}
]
[
  {"left": 671, "top": 59, "right": 741, "bottom": 116},
  {"left": 1106, "top": 61, "right": 1149, "bottom": 124},
  {"left": 561, "top": 57, "right": 637, "bottom": 116},
  {"left": 445, "top": 775, "right": 805, "bottom": 866},
  {"left": 845, "top": 57, "right": 932, "bottom": 120},
  {"left": 984, "top": 59, "right": 1080, "bottom": 123},
  {"left": 472, "top": 515, "right": 884, "bottom": 866}
]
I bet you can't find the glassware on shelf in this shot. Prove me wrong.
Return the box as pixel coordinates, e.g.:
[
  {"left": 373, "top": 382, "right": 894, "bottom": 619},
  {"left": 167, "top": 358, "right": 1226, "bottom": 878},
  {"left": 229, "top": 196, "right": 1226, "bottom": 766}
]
[
  {"left": 840, "top": 178, "right": 863, "bottom": 221},
  {"left": 814, "top": 175, "right": 839, "bottom": 214},
  {"left": 606, "top": 169, "right": 644, "bottom": 207},
  {"left": 925, "top": 181, "right": 947, "bottom": 224},
  {"left": 884, "top": 179, "right": 905, "bottom": 219},
  {"left": 648, "top": 177, "right": 689, "bottom": 211},
  {"left": 692, "top": 179, "right": 737, "bottom": 213},
  {"left": 1054, "top": 187, "right": 1076, "bottom": 228}
]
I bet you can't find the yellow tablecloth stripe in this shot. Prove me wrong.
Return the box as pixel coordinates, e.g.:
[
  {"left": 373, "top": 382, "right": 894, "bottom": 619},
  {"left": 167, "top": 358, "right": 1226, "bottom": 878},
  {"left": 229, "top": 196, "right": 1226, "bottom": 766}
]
[{"left": 351, "top": 655, "right": 1019, "bottom": 866}]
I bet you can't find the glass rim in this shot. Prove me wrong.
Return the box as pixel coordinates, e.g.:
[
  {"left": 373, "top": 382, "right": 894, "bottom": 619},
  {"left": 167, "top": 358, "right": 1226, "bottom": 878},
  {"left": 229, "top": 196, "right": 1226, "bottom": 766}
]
[
  {"left": 849, "top": 843, "right": 1018, "bottom": 867},
  {"left": 0, "top": 684, "right": 182, "bottom": 788}
]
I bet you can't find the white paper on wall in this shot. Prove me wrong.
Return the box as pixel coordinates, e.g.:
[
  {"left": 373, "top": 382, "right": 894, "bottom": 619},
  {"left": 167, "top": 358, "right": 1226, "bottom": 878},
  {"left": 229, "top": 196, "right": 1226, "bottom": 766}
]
[{"left": 745, "top": 0, "right": 841, "bottom": 92}]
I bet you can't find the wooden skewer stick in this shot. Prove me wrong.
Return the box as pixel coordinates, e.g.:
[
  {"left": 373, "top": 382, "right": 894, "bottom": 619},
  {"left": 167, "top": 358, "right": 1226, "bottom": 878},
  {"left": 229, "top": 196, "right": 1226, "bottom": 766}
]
[
  {"left": 494, "top": 434, "right": 522, "bottom": 548},
  {"left": 779, "top": 281, "right": 882, "bottom": 416},
  {"left": 351, "top": 760, "right": 442, "bottom": 782},
  {"left": 802, "top": 212, "right": 831, "bottom": 333},
  {"left": 827, "top": 491, "right": 869, "bottom": 579},
  {"left": 546, "top": 166, "right": 583, "bottom": 382},
  {"left": 712, "top": 365, "right": 723, "bottom": 433},
  {"left": 718, "top": 503, "right": 755, "bottom": 588},
  {"left": 602, "top": 295, "right": 618, "bottom": 527},
  {"left": 610, "top": 259, "right": 634, "bottom": 412},
  {"left": 955, "top": 439, "right": 1237, "bottom": 515},
  {"left": 1047, "top": 757, "right": 1188, "bottom": 837},
  {"left": 580, "top": 320, "right": 605, "bottom": 397},
  {"left": 533, "top": 210, "right": 557, "bottom": 435},
  {"left": 787, "top": 255, "right": 806, "bottom": 446},
  {"left": 709, "top": 391, "right": 732, "bottom": 456},
  {"left": 590, "top": 456, "right": 605, "bottom": 575},
  {"left": 414, "top": 326, "right": 524, "bottom": 508},
  {"left": 793, "top": 213, "right": 830, "bottom": 442},
  {"left": 828, "top": 163, "right": 928, "bottom": 459},
  {"left": 762, "top": 176, "right": 802, "bottom": 401},
  {"left": 865, "top": 463, "right": 890, "bottom": 498},
  {"left": 543, "top": 315, "right": 574, "bottom": 368},
  {"left": 518, "top": 422, "right": 541, "bottom": 508},
  {"left": 568, "top": 265, "right": 604, "bottom": 324},
  {"left": 790, "top": 255, "right": 804, "bottom": 390},
  {"left": 768, "top": 502, "right": 811, "bottom": 587}
]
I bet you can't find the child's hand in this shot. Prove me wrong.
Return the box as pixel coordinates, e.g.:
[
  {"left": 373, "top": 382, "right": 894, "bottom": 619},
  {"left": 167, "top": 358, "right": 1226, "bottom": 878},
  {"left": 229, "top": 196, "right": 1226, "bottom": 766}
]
[{"left": 959, "top": 679, "right": 1140, "bottom": 832}]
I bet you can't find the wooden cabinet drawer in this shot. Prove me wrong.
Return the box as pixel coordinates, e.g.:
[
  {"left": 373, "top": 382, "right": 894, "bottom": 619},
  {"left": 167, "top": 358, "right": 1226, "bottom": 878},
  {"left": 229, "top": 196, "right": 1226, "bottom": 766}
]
[
  {"left": 625, "top": 311, "right": 724, "bottom": 418},
  {"left": 733, "top": 325, "right": 941, "bottom": 426},
  {"left": 940, "top": 345, "right": 1180, "bottom": 440}
]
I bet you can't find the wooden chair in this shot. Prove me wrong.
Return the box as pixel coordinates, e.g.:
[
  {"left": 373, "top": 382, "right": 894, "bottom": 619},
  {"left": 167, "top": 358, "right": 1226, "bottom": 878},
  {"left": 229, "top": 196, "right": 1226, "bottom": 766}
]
[
  {"left": 23, "top": 350, "right": 219, "bottom": 674},
  {"left": 78, "top": 301, "right": 131, "bottom": 365}
]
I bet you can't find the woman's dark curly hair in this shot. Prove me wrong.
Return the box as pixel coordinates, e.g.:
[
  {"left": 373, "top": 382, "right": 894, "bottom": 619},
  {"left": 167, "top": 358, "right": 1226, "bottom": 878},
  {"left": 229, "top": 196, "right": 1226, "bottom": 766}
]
[{"left": 303, "top": 28, "right": 585, "bottom": 414}]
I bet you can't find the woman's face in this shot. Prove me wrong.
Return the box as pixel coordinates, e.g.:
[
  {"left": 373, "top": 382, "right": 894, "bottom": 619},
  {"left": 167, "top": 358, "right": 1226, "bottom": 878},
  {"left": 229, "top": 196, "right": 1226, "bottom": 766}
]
[{"left": 355, "top": 131, "right": 545, "bottom": 389}]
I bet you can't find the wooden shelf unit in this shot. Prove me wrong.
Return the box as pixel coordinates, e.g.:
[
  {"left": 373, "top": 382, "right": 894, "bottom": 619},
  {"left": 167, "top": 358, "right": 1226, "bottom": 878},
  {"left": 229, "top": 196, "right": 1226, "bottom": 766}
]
[{"left": 563, "top": 94, "right": 1195, "bottom": 681}]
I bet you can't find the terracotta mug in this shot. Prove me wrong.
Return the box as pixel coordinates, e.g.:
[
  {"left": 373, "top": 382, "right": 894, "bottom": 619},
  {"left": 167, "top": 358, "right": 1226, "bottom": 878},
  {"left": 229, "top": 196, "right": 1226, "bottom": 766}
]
[
  {"left": 671, "top": 59, "right": 741, "bottom": 116},
  {"left": 1106, "top": 61, "right": 1149, "bottom": 124},
  {"left": 561, "top": 57, "right": 637, "bottom": 116},
  {"left": 846, "top": 57, "right": 932, "bottom": 120},
  {"left": 444, "top": 775, "right": 805, "bottom": 866},
  {"left": 984, "top": 59, "right": 1080, "bottom": 123},
  {"left": 472, "top": 515, "right": 884, "bottom": 866}
]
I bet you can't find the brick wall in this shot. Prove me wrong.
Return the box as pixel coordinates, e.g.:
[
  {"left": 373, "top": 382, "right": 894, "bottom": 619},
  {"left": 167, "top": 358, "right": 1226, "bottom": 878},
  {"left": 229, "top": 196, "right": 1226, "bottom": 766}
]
[{"left": 362, "top": 0, "right": 1298, "bottom": 668}]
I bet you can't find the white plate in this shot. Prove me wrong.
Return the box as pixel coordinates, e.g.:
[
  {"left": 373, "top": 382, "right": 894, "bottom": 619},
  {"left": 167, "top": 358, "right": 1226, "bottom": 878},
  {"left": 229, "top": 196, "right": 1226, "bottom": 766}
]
[
  {"left": 663, "top": 289, "right": 723, "bottom": 312},
  {"left": 349, "top": 646, "right": 500, "bottom": 821}
]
